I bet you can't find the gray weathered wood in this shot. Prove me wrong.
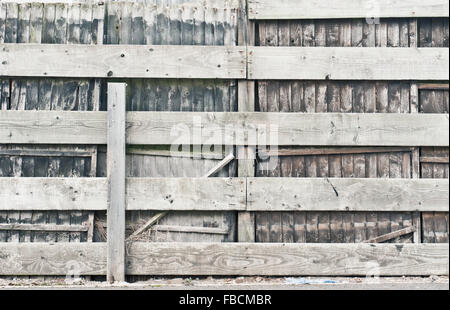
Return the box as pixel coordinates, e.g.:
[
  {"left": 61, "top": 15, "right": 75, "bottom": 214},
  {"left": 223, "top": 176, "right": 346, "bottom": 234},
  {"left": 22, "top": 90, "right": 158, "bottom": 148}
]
[
  {"left": 127, "top": 212, "right": 168, "bottom": 240},
  {"left": 0, "top": 110, "right": 107, "bottom": 144},
  {"left": 0, "top": 243, "right": 447, "bottom": 276},
  {"left": 0, "top": 243, "right": 106, "bottom": 276},
  {"left": 260, "top": 147, "right": 414, "bottom": 157},
  {"left": 126, "top": 243, "right": 449, "bottom": 276},
  {"left": 238, "top": 212, "right": 255, "bottom": 242},
  {"left": 203, "top": 153, "right": 235, "bottom": 177},
  {"left": 4, "top": 177, "right": 445, "bottom": 212},
  {"left": 126, "top": 112, "right": 450, "bottom": 147},
  {"left": 364, "top": 226, "right": 417, "bottom": 243},
  {"left": 420, "top": 156, "right": 450, "bottom": 164},
  {"left": 126, "top": 178, "right": 246, "bottom": 211},
  {"left": 0, "top": 44, "right": 246, "bottom": 79},
  {"left": 2, "top": 111, "right": 448, "bottom": 146},
  {"left": 152, "top": 225, "right": 229, "bottom": 235},
  {"left": 0, "top": 177, "right": 246, "bottom": 211},
  {"left": 0, "top": 223, "right": 88, "bottom": 232},
  {"left": 0, "top": 149, "right": 94, "bottom": 157},
  {"left": 126, "top": 146, "right": 224, "bottom": 159},
  {"left": 107, "top": 82, "right": 126, "bottom": 283},
  {"left": 248, "top": 0, "right": 450, "bottom": 19},
  {"left": 247, "top": 178, "right": 449, "bottom": 212},
  {"left": 237, "top": 0, "right": 256, "bottom": 243},
  {"left": 248, "top": 47, "right": 449, "bottom": 80},
  {"left": 0, "top": 178, "right": 107, "bottom": 211}
]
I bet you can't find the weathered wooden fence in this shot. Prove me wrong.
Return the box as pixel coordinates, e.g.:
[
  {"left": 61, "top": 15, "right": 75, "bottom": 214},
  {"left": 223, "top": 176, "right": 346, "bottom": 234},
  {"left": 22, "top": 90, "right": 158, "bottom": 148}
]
[{"left": 0, "top": 0, "right": 449, "bottom": 281}]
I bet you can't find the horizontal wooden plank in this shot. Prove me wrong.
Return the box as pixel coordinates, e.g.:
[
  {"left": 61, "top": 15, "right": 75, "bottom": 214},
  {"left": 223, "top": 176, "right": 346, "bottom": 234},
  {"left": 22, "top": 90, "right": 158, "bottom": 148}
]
[
  {"left": 0, "top": 111, "right": 107, "bottom": 144},
  {"left": 260, "top": 147, "right": 414, "bottom": 157},
  {"left": 248, "top": 47, "right": 449, "bottom": 80},
  {"left": 0, "top": 243, "right": 106, "bottom": 276},
  {"left": 364, "top": 226, "right": 417, "bottom": 243},
  {"left": 418, "top": 83, "right": 450, "bottom": 90},
  {"left": 0, "top": 177, "right": 246, "bottom": 211},
  {"left": 248, "top": 0, "right": 450, "bottom": 19},
  {"left": 0, "top": 44, "right": 246, "bottom": 79},
  {"left": 126, "top": 146, "right": 225, "bottom": 160},
  {"left": 0, "top": 149, "right": 94, "bottom": 157},
  {"left": 128, "top": 112, "right": 449, "bottom": 146},
  {"left": 247, "top": 178, "right": 449, "bottom": 212},
  {"left": 152, "top": 225, "right": 229, "bottom": 235},
  {"left": 1, "top": 177, "right": 447, "bottom": 212},
  {"left": 2, "top": 243, "right": 446, "bottom": 276},
  {"left": 2, "top": 111, "right": 448, "bottom": 146},
  {"left": 0, "top": 224, "right": 88, "bottom": 232},
  {"left": 0, "top": 178, "right": 107, "bottom": 211},
  {"left": 420, "top": 156, "right": 449, "bottom": 164},
  {"left": 127, "top": 243, "right": 449, "bottom": 276},
  {"left": 126, "top": 178, "right": 246, "bottom": 211},
  {"left": 1, "top": 0, "right": 106, "bottom": 3},
  {"left": 1, "top": 0, "right": 240, "bottom": 7}
]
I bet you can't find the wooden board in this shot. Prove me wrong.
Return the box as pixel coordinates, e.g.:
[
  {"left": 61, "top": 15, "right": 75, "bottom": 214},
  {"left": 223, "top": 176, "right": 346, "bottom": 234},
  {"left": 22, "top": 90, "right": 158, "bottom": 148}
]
[
  {"left": 248, "top": 0, "right": 450, "bottom": 20},
  {"left": 127, "top": 178, "right": 246, "bottom": 211},
  {"left": 0, "top": 44, "right": 246, "bottom": 79},
  {"left": 247, "top": 178, "right": 449, "bottom": 212},
  {"left": 0, "top": 243, "right": 106, "bottom": 276},
  {"left": 107, "top": 83, "right": 126, "bottom": 282},
  {"left": 0, "top": 177, "right": 246, "bottom": 211},
  {"left": 1, "top": 177, "right": 446, "bottom": 212},
  {"left": 0, "top": 111, "right": 107, "bottom": 144},
  {"left": 0, "top": 243, "right": 447, "bottom": 276},
  {"left": 2, "top": 111, "right": 448, "bottom": 146},
  {"left": 0, "top": 178, "right": 107, "bottom": 211},
  {"left": 248, "top": 47, "right": 449, "bottom": 80}
]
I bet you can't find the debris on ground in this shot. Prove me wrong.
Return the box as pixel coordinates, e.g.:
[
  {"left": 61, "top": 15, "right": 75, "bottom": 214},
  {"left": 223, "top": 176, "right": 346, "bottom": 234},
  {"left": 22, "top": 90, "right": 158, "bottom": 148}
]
[{"left": 286, "top": 278, "right": 337, "bottom": 285}]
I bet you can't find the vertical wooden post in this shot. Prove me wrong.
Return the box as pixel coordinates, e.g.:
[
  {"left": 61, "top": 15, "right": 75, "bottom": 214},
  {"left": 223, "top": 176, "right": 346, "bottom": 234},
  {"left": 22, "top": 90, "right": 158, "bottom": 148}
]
[
  {"left": 107, "top": 83, "right": 127, "bottom": 283},
  {"left": 237, "top": 0, "right": 256, "bottom": 242},
  {"left": 409, "top": 18, "right": 422, "bottom": 244}
]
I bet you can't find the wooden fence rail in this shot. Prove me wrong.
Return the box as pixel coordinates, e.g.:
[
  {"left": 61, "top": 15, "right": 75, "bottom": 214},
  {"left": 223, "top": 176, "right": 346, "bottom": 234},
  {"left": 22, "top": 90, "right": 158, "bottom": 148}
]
[
  {"left": 0, "top": 0, "right": 449, "bottom": 280},
  {"left": 0, "top": 44, "right": 246, "bottom": 79},
  {"left": 0, "top": 242, "right": 447, "bottom": 276},
  {"left": 1, "top": 111, "right": 448, "bottom": 146},
  {"left": 1, "top": 44, "right": 449, "bottom": 81},
  {"left": 248, "top": 0, "right": 450, "bottom": 20},
  {"left": 1, "top": 177, "right": 448, "bottom": 212},
  {"left": 248, "top": 47, "right": 449, "bottom": 81}
]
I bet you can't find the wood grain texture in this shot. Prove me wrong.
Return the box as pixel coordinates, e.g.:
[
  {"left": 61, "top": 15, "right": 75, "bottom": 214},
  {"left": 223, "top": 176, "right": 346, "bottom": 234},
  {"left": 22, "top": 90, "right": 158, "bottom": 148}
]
[
  {"left": 126, "top": 243, "right": 449, "bottom": 276},
  {"left": 0, "top": 242, "right": 447, "bottom": 276},
  {"left": 128, "top": 112, "right": 448, "bottom": 146},
  {"left": 0, "top": 110, "right": 106, "bottom": 144},
  {"left": 126, "top": 178, "right": 246, "bottom": 211},
  {"left": 0, "top": 223, "right": 88, "bottom": 232},
  {"left": 107, "top": 82, "right": 126, "bottom": 282},
  {"left": 248, "top": 47, "right": 449, "bottom": 80},
  {"left": 0, "top": 44, "right": 246, "bottom": 79},
  {"left": 0, "top": 178, "right": 107, "bottom": 211},
  {"left": 0, "top": 243, "right": 106, "bottom": 276},
  {"left": 0, "top": 177, "right": 246, "bottom": 211},
  {"left": 2, "top": 111, "right": 448, "bottom": 146},
  {"left": 247, "top": 178, "right": 449, "bottom": 212},
  {"left": 3, "top": 177, "right": 444, "bottom": 212},
  {"left": 248, "top": 0, "right": 450, "bottom": 20}
]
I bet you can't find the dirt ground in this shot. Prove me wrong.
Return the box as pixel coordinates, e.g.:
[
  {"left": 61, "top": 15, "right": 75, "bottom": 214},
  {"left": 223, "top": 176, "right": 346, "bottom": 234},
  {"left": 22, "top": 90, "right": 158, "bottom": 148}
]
[{"left": 1, "top": 276, "right": 448, "bottom": 290}]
